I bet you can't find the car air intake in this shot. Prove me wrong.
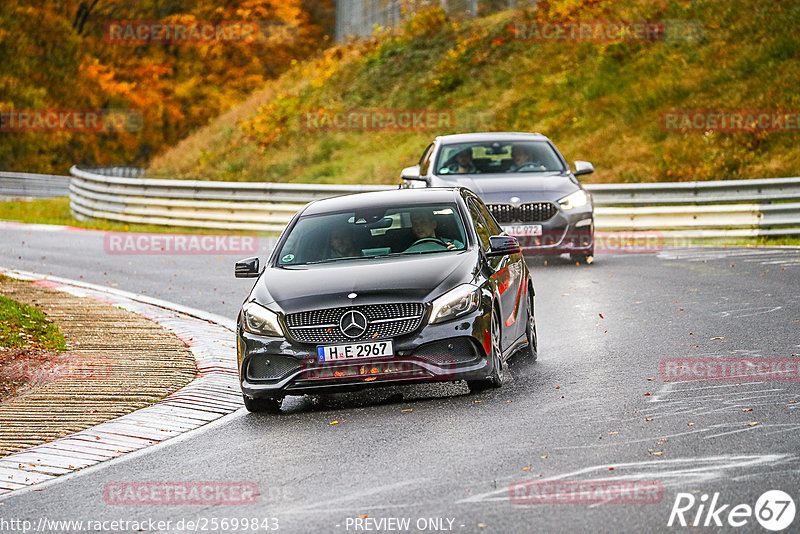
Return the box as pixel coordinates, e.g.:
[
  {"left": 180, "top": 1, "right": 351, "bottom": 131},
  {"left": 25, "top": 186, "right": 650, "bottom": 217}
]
[{"left": 487, "top": 202, "right": 558, "bottom": 223}]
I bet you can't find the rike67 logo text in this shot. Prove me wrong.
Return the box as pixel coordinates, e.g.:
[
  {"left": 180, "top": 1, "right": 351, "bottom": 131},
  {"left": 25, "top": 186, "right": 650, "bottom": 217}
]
[{"left": 668, "top": 490, "right": 796, "bottom": 531}]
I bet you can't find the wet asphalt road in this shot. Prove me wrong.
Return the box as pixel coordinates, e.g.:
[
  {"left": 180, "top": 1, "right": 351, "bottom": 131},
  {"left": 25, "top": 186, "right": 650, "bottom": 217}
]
[{"left": 1, "top": 226, "right": 800, "bottom": 533}]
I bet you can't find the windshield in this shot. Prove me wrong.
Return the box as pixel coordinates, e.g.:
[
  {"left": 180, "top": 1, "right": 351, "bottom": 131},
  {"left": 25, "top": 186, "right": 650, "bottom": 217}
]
[
  {"left": 435, "top": 140, "right": 565, "bottom": 175},
  {"left": 276, "top": 203, "right": 468, "bottom": 266}
]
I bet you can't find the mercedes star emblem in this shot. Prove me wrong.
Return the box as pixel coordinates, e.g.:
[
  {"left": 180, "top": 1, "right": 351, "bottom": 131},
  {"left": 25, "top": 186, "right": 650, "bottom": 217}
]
[{"left": 339, "top": 310, "right": 368, "bottom": 338}]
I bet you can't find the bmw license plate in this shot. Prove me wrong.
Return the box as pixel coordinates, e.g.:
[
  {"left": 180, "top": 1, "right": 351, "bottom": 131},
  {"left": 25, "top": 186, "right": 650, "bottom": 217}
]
[
  {"left": 504, "top": 224, "right": 543, "bottom": 236},
  {"left": 317, "top": 340, "right": 393, "bottom": 361}
]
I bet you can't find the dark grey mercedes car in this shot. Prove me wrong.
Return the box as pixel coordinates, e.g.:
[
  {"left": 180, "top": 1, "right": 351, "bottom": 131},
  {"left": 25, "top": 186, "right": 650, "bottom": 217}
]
[
  {"left": 234, "top": 187, "right": 536, "bottom": 413},
  {"left": 400, "top": 132, "right": 595, "bottom": 263}
]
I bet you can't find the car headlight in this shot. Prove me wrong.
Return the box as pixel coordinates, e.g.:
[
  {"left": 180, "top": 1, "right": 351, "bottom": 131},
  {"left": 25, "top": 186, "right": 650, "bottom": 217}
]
[
  {"left": 429, "top": 284, "right": 481, "bottom": 324},
  {"left": 242, "top": 302, "right": 284, "bottom": 337},
  {"left": 558, "top": 190, "right": 589, "bottom": 210}
]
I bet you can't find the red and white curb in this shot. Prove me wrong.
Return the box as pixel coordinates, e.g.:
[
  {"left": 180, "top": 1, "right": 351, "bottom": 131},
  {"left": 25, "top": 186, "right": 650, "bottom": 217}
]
[{"left": 0, "top": 268, "right": 242, "bottom": 497}]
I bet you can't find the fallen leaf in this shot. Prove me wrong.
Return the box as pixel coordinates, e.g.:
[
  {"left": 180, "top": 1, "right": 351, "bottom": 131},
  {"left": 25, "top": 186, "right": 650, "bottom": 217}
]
[
  {"left": 329, "top": 421, "right": 339, "bottom": 425},
  {"left": 710, "top": 337, "right": 725, "bottom": 340},
  {"left": 644, "top": 392, "right": 652, "bottom": 396},
  {"left": 540, "top": 455, "right": 548, "bottom": 459},
  {"left": 687, "top": 422, "right": 695, "bottom": 426},
  {"left": 554, "top": 385, "right": 560, "bottom": 389},
  {"left": 647, "top": 378, "right": 655, "bottom": 381},
  {"left": 645, "top": 418, "right": 653, "bottom": 422},
  {"left": 650, "top": 451, "right": 663, "bottom": 456},
  {"left": 598, "top": 313, "right": 604, "bottom": 319},
  {"left": 747, "top": 422, "right": 758, "bottom": 427},
  {"left": 742, "top": 408, "right": 753, "bottom": 412},
  {"left": 401, "top": 409, "right": 413, "bottom": 412},
  {"left": 522, "top": 467, "right": 532, "bottom": 471}
]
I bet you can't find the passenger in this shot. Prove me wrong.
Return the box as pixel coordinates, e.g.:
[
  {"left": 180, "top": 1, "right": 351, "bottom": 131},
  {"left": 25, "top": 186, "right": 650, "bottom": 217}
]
[{"left": 329, "top": 226, "right": 359, "bottom": 258}]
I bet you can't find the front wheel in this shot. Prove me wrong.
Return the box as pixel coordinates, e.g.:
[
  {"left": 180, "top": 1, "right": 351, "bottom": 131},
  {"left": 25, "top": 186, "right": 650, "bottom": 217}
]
[
  {"left": 468, "top": 311, "right": 503, "bottom": 392},
  {"left": 243, "top": 394, "right": 282, "bottom": 414},
  {"left": 570, "top": 246, "right": 594, "bottom": 265},
  {"left": 521, "top": 291, "right": 537, "bottom": 361}
]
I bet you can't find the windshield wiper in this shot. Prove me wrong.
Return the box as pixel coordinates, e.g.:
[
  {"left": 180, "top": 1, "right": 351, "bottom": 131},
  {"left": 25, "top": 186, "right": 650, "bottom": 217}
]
[{"left": 300, "top": 257, "right": 358, "bottom": 265}]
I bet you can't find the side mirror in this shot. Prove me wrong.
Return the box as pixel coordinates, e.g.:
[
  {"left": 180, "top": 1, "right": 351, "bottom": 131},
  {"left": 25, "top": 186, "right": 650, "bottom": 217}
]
[
  {"left": 486, "top": 235, "right": 521, "bottom": 257},
  {"left": 573, "top": 160, "right": 594, "bottom": 177},
  {"left": 400, "top": 165, "right": 430, "bottom": 186},
  {"left": 400, "top": 165, "right": 420, "bottom": 179},
  {"left": 235, "top": 257, "right": 260, "bottom": 278}
]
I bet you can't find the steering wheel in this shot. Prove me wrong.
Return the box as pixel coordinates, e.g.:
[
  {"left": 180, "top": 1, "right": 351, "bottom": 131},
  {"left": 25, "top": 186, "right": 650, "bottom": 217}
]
[
  {"left": 515, "top": 162, "right": 545, "bottom": 172},
  {"left": 406, "top": 237, "right": 450, "bottom": 251}
]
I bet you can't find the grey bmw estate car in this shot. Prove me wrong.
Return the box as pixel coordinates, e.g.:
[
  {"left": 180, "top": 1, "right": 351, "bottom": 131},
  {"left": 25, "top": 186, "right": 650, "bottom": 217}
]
[
  {"left": 234, "top": 188, "right": 536, "bottom": 413},
  {"left": 401, "top": 132, "right": 595, "bottom": 263}
]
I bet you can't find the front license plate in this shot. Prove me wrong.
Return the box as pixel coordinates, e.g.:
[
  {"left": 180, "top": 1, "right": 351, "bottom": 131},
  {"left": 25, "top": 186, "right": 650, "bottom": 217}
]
[
  {"left": 317, "top": 340, "right": 393, "bottom": 361},
  {"left": 504, "top": 224, "right": 543, "bottom": 236}
]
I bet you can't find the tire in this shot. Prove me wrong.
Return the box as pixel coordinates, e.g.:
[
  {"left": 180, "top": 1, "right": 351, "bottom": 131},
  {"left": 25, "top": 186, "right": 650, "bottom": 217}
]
[
  {"left": 570, "top": 246, "right": 594, "bottom": 265},
  {"left": 242, "top": 394, "right": 282, "bottom": 414},
  {"left": 521, "top": 290, "right": 538, "bottom": 362},
  {"left": 468, "top": 311, "right": 503, "bottom": 392}
]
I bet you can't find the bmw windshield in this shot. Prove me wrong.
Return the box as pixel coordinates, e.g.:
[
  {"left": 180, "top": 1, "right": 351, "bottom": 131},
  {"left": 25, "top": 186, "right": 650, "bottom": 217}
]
[
  {"left": 435, "top": 141, "right": 565, "bottom": 175},
  {"left": 276, "top": 203, "right": 468, "bottom": 266}
]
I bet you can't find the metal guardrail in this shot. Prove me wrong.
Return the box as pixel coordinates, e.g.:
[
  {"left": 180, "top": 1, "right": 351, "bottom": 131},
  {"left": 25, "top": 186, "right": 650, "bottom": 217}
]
[
  {"left": 67, "top": 166, "right": 800, "bottom": 238},
  {"left": 69, "top": 166, "right": 394, "bottom": 232},
  {"left": 0, "top": 172, "right": 72, "bottom": 199}
]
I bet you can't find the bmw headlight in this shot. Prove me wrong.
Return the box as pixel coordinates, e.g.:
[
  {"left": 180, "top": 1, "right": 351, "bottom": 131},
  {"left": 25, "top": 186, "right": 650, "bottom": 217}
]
[
  {"left": 558, "top": 190, "right": 589, "bottom": 210},
  {"left": 429, "top": 284, "right": 481, "bottom": 324},
  {"left": 242, "top": 302, "right": 284, "bottom": 337}
]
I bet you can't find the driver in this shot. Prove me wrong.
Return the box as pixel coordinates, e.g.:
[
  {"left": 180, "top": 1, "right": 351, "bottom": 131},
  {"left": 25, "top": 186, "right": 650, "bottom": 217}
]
[
  {"left": 508, "top": 145, "right": 544, "bottom": 172},
  {"left": 409, "top": 210, "right": 461, "bottom": 251}
]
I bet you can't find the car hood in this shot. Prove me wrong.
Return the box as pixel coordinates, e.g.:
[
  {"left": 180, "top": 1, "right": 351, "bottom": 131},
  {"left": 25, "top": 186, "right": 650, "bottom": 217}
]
[
  {"left": 250, "top": 250, "right": 478, "bottom": 314},
  {"left": 434, "top": 172, "right": 580, "bottom": 203}
]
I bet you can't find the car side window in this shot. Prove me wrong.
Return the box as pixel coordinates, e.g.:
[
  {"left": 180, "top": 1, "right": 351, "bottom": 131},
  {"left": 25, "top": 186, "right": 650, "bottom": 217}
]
[
  {"left": 467, "top": 198, "right": 492, "bottom": 250},
  {"left": 418, "top": 143, "right": 434, "bottom": 176},
  {"left": 476, "top": 201, "right": 503, "bottom": 236}
]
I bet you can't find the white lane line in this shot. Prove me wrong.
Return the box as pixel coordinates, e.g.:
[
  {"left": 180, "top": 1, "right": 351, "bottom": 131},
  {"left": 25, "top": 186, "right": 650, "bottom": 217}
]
[{"left": 457, "top": 454, "right": 794, "bottom": 504}]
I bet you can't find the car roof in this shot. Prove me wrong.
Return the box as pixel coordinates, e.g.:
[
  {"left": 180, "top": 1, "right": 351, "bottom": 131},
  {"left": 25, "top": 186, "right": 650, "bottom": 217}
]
[
  {"left": 434, "top": 132, "right": 549, "bottom": 144},
  {"left": 301, "top": 187, "right": 465, "bottom": 216}
]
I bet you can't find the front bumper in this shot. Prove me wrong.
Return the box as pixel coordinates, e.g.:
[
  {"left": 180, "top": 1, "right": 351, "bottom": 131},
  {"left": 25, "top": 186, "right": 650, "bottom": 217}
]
[
  {"left": 238, "top": 310, "right": 494, "bottom": 398},
  {"left": 505, "top": 208, "right": 594, "bottom": 255}
]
